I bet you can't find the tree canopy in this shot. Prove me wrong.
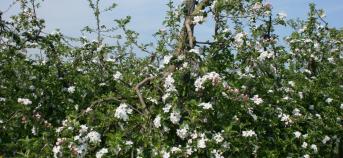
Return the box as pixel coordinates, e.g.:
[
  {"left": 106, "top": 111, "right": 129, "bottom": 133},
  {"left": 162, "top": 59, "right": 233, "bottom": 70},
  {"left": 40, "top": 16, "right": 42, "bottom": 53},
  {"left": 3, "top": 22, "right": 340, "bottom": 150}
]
[{"left": 0, "top": 0, "right": 342, "bottom": 157}]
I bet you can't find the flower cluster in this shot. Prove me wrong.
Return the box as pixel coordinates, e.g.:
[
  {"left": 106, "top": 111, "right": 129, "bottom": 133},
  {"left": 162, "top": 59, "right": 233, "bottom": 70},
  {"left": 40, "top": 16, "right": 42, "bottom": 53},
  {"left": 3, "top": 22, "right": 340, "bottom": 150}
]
[
  {"left": 194, "top": 72, "right": 222, "bottom": 91},
  {"left": 115, "top": 103, "right": 133, "bottom": 121},
  {"left": 17, "top": 98, "right": 32, "bottom": 105}
]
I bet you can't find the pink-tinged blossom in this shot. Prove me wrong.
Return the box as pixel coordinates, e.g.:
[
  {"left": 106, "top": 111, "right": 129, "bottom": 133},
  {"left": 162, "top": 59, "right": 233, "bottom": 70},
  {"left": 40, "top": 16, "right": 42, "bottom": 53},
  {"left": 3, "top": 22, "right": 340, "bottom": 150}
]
[
  {"left": 251, "top": 95, "right": 263, "bottom": 105},
  {"left": 194, "top": 72, "right": 221, "bottom": 91}
]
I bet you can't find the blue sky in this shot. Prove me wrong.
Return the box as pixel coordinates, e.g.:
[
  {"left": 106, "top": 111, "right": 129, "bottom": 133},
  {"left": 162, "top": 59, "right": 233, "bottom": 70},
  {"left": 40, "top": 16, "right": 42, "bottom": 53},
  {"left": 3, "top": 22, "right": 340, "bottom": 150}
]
[{"left": 1, "top": 0, "right": 342, "bottom": 55}]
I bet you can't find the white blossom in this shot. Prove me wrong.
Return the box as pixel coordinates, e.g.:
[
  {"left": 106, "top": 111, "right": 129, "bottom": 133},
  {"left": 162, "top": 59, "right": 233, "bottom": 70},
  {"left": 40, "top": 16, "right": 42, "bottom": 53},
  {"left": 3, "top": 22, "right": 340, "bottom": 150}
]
[
  {"left": 164, "top": 74, "right": 177, "bottom": 93},
  {"left": 162, "top": 55, "right": 173, "bottom": 66},
  {"left": 242, "top": 130, "right": 256, "bottom": 137},
  {"left": 56, "top": 127, "right": 64, "bottom": 133},
  {"left": 198, "top": 102, "right": 213, "bottom": 110},
  {"left": 302, "top": 142, "right": 308, "bottom": 148},
  {"left": 162, "top": 93, "right": 171, "bottom": 103},
  {"left": 176, "top": 125, "right": 189, "bottom": 139},
  {"left": 153, "top": 115, "right": 161, "bottom": 128},
  {"left": 213, "top": 133, "right": 224, "bottom": 143},
  {"left": 211, "top": 149, "right": 224, "bottom": 158},
  {"left": 189, "top": 48, "right": 200, "bottom": 55},
  {"left": 162, "top": 151, "right": 170, "bottom": 158},
  {"left": 234, "top": 32, "right": 246, "bottom": 47},
  {"left": 113, "top": 71, "right": 123, "bottom": 80},
  {"left": 277, "top": 12, "right": 287, "bottom": 20},
  {"left": 163, "top": 104, "right": 172, "bottom": 113},
  {"left": 170, "top": 147, "right": 182, "bottom": 153},
  {"left": 31, "top": 126, "right": 37, "bottom": 135},
  {"left": 52, "top": 145, "right": 61, "bottom": 158},
  {"left": 325, "top": 98, "right": 333, "bottom": 103},
  {"left": 170, "top": 111, "right": 181, "bottom": 124},
  {"left": 288, "top": 81, "right": 295, "bottom": 87},
  {"left": 17, "top": 98, "right": 32, "bottom": 105},
  {"left": 115, "top": 103, "right": 133, "bottom": 121},
  {"left": 303, "top": 154, "right": 310, "bottom": 158},
  {"left": 310, "top": 144, "right": 318, "bottom": 153},
  {"left": 252, "top": 3, "right": 262, "bottom": 11},
  {"left": 303, "top": 134, "right": 308, "bottom": 139},
  {"left": 328, "top": 57, "right": 335, "bottom": 64},
  {"left": 125, "top": 140, "right": 133, "bottom": 145},
  {"left": 278, "top": 113, "right": 293, "bottom": 125},
  {"left": 258, "top": 50, "right": 274, "bottom": 61},
  {"left": 298, "top": 92, "right": 304, "bottom": 99},
  {"left": 147, "top": 97, "right": 158, "bottom": 104},
  {"left": 74, "top": 144, "right": 88, "bottom": 157},
  {"left": 87, "top": 131, "right": 101, "bottom": 143},
  {"left": 96, "top": 148, "right": 108, "bottom": 158},
  {"left": 0, "top": 97, "right": 6, "bottom": 102},
  {"left": 292, "top": 108, "right": 302, "bottom": 116},
  {"left": 294, "top": 131, "right": 302, "bottom": 138},
  {"left": 193, "top": 16, "right": 205, "bottom": 24},
  {"left": 197, "top": 134, "right": 207, "bottom": 149},
  {"left": 186, "top": 147, "right": 194, "bottom": 155},
  {"left": 67, "top": 86, "right": 75, "bottom": 93},
  {"left": 79, "top": 125, "right": 88, "bottom": 134},
  {"left": 322, "top": 135, "right": 331, "bottom": 144}
]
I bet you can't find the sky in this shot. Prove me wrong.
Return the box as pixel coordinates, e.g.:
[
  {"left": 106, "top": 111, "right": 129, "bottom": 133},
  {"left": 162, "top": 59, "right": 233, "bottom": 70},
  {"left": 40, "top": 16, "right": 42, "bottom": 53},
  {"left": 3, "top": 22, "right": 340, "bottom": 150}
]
[{"left": 1, "top": 0, "right": 343, "bottom": 56}]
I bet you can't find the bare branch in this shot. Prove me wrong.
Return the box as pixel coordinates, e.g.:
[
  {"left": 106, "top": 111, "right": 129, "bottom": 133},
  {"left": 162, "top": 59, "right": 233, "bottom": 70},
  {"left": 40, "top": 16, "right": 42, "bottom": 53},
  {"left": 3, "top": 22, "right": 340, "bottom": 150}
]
[{"left": 134, "top": 76, "right": 157, "bottom": 111}]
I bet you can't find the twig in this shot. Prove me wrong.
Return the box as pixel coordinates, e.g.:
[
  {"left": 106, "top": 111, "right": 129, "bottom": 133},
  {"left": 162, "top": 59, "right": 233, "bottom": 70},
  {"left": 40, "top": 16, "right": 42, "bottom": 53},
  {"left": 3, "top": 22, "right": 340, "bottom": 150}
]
[
  {"left": 81, "top": 96, "right": 124, "bottom": 116},
  {"left": 196, "top": 41, "right": 215, "bottom": 45},
  {"left": 314, "top": 9, "right": 328, "bottom": 26},
  {"left": 3, "top": 1, "right": 17, "bottom": 15}
]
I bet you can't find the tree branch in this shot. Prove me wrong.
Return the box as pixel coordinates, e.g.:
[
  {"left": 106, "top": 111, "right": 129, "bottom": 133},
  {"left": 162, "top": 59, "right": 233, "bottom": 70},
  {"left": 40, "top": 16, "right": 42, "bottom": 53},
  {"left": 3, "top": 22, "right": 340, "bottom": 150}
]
[{"left": 134, "top": 76, "right": 156, "bottom": 112}]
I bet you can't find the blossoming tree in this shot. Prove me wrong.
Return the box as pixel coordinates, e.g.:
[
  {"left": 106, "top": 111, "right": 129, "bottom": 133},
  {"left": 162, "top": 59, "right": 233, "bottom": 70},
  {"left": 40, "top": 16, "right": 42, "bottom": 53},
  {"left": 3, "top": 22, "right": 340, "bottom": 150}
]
[{"left": 0, "top": 0, "right": 342, "bottom": 157}]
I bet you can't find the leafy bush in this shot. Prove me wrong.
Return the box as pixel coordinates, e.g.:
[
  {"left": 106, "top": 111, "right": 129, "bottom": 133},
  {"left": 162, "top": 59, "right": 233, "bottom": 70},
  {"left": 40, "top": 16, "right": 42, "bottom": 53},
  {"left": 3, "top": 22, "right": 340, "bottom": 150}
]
[{"left": 0, "top": 0, "right": 342, "bottom": 157}]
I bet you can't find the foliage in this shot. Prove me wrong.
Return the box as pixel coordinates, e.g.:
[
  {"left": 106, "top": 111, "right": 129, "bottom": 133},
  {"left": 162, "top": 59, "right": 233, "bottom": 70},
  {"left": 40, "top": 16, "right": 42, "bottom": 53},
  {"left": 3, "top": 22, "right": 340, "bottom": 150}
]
[{"left": 0, "top": 0, "right": 342, "bottom": 157}]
